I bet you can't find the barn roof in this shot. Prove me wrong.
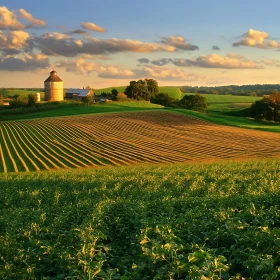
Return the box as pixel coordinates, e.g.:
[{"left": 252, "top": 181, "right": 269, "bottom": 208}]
[
  {"left": 66, "top": 89, "right": 91, "bottom": 97},
  {"left": 44, "top": 70, "right": 63, "bottom": 82}
]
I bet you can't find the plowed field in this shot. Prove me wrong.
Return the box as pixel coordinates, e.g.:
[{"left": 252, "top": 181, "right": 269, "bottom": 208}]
[{"left": 1, "top": 111, "right": 280, "bottom": 172}]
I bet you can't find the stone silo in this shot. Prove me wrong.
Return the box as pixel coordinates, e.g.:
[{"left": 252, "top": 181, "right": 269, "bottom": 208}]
[{"left": 44, "top": 70, "right": 63, "bottom": 101}]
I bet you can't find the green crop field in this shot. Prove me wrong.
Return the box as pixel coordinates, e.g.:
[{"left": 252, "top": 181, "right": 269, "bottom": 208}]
[
  {"left": 1, "top": 96, "right": 280, "bottom": 278},
  {"left": 1, "top": 110, "right": 280, "bottom": 173},
  {"left": 1, "top": 158, "right": 280, "bottom": 278}
]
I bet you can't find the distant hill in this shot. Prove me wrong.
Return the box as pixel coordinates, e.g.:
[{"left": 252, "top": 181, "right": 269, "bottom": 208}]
[
  {"left": 180, "top": 84, "right": 280, "bottom": 96},
  {"left": 94, "top": 86, "right": 182, "bottom": 99}
]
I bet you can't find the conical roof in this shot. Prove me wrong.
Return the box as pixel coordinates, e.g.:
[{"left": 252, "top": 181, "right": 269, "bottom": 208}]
[{"left": 44, "top": 70, "right": 63, "bottom": 82}]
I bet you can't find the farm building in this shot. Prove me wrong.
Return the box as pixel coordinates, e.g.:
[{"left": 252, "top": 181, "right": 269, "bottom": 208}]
[
  {"left": 65, "top": 88, "right": 94, "bottom": 99},
  {"left": 44, "top": 70, "right": 64, "bottom": 101}
]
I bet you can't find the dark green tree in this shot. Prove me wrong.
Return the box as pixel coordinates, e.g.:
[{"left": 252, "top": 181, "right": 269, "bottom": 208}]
[
  {"left": 27, "top": 94, "right": 37, "bottom": 107},
  {"left": 9, "top": 96, "right": 27, "bottom": 109},
  {"left": 249, "top": 92, "right": 280, "bottom": 122},
  {"left": 81, "top": 95, "right": 93, "bottom": 105},
  {"left": 151, "top": 93, "right": 175, "bottom": 107},
  {"left": 125, "top": 80, "right": 149, "bottom": 100},
  {"left": 125, "top": 79, "right": 158, "bottom": 101},
  {"left": 145, "top": 79, "right": 159, "bottom": 97},
  {"left": 180, "top": 94, "right": 208, "bottom": 112},
  {"left": 111, "top": 88, "right": 118, "bottom": 97}
]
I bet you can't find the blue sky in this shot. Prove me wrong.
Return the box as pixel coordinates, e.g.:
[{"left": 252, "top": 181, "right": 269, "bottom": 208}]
[{"left": 1, "top": 0, "right": 280, "bottom": 88}]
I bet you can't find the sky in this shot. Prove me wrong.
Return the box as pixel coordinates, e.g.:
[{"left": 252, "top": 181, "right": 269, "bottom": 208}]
[{"left": 1, "top": 0, "right": 280, "bottom": 89}]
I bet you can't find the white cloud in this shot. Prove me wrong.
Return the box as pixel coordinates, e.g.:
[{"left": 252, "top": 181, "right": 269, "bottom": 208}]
[
  {"left": 0, "top": 30, "right": 30, "bottom": 49},
  {"left": 233, "top": 29, "right": 269, "bottom": 48},
  {"left": 81, "top": 22, "right": 106, "bottom": 32},
  {"left": 19, "top": 8, "right": 46, "bottom": 27},
  {"left": 0, "top": 6, "right": 25, "bottom": 30},
  {"left": 33, "top": 33, "right": 177, "bottom": 57},
  {"left": 172, "top": 54, "right": 263, "bottom": 69}
]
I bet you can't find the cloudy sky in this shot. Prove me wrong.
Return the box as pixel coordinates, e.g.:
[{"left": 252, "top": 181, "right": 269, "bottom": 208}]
[{"left": 1, "top": 0, "right": 280, "bottom": 88}]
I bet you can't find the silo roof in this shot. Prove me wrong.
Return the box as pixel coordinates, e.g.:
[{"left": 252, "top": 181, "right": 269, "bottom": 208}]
[{"left": 44, "top": 71, "right": 63, "bottom": 82}]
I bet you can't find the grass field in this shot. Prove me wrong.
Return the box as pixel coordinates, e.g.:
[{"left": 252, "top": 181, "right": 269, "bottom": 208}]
[
  {"left": 3, "top": 89, "right": 45, "bottom": 99},
  {"left": 1, "top": 111, "right": 280, "bottom": 173},
  {"left": 1, "top": 158, "right": 280, "bottom": 278},
  {"left": 0, "top": 100, "right": 163, "bottom": 121},
  {"left": 182, "top": 93, "right": 262, "bottom": 104}
]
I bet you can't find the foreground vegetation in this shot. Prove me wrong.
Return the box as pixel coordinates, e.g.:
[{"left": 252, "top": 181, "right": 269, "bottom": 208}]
[{"left": 1, "top": 159, "right": 280, "bottom": 279}]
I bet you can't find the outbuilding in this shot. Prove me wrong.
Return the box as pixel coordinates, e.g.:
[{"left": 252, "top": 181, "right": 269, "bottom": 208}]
[{"left": 65, "top": 88, "right": 94, "bottom": 99}]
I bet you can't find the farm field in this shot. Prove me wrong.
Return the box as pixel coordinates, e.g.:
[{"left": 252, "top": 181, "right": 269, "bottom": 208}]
[
  {"left": 1, "top": 159, "right": 280, "bottom": 278},
  {"left": 1, "top": 111, "right": 280, "bottom": 172},
  {"left": 0, "top": 100, "right": 163, "bottom": 121}
]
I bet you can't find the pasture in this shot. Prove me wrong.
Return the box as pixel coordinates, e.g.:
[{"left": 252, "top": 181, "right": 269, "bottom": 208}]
[
  {"left": 182, "top": 93, "right": 261, "bottom": 104},
  {"left": 3, "top": 89, "right": 45, "bottom": 99},
  {"left": 1, "top": 111, "right": 280, "bottom": 173},
  {"left": 1, "top": 159, "right": 280, "bottom": 278}
]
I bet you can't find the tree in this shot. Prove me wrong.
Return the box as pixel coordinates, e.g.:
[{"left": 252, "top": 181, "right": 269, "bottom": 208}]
[
  {"left": 125, "top": 79, "right": 157, "bottom": 101},
  {"left": 27, "top": 94, "right": 37, "bottom": 107},
  {"left": 145, "top": 79, "right": 159, "bottom": 97},
  {"left": 111, "top": 88, "right": 118, "bottom": 97},
  {"left": 180, "top": 94, "right": 208, "bottom": 112},
  {"left": 81, "top": 95, "right": 93, "bottom": 105},
  {"left": 9, "top": 96, "right": 27, "bottom": 109},
  {"left": 151, "top": 93, "right": 175, "bottom": 107},
  {"left": 114, "top": 92, "right": 127, "bottom": 101},
  {"left": 249, "top": 92, "right": 280, "bottom": 122}
]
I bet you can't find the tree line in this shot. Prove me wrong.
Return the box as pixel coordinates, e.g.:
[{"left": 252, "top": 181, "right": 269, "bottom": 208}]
[
  {"left": 124, "top": 79, "right": 208, "bottom": 112},
  {"left": 179, "top": 84, "right": 280, "bottom": 97}
]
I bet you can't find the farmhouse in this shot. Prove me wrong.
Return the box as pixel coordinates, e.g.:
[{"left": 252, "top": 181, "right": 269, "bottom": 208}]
[{"left": 65, "top": 88, "right": 94, "bottom": 99}]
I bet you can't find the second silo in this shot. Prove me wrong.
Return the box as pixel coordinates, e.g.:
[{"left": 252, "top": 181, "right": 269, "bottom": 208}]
[{"left": 44, "top": 70, "right": 63, "bottom": 101}]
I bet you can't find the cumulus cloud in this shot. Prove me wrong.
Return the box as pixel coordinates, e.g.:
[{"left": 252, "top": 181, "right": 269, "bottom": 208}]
[
  {"left": 151, "top": 58, "right": 172, "bottom": 66},
  {"left": 160, "top": 35, "right": 199, "bottom": 51},
  {"left": 212, "top": 45, "right": 220, "bottom": 50},
  {"left": 0, "top": 30, "right": 30, "bottom": 49},
  {"left": 233, "top": 29, "right": 269, "bottom": 48},
  {"left": 19, "top": 8, "right": 46, "bottom": 27},
  {"left": 0, "top": 6, "right": 25, "bottom": 30},
  {"left": 133, "top": 66, "right": 203, "bottom": 81},
  {"left": 138, "top": 58, "right": 150, "bottom": 64},
  {"left": 56, "top": 58, "right": 100, "bottom": 74},
  {"left": 0, "top": 52, "right": 50, "bottom": 71},
  {"left": 81, "top": 22, "right": 106, "bottom": 32},
  {"left": 172, "top": 53, "right": 263, "bottom": 69},
  {"left": 99, "top": 66, "right": 135, "bottom": 78},
  {"left": 33, "top": 33, "right": 177, "bottom": 57},
  {"left": 268, "top": 40, "right": 280, "bottom": 48},
  {"left": 99, "top": 65, "right": 203, "bottom": 81}
]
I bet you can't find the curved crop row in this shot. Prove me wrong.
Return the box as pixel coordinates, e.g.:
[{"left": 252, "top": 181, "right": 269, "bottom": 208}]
[{"left": 1, "top": 111, "right": 280, "bottom": 172}]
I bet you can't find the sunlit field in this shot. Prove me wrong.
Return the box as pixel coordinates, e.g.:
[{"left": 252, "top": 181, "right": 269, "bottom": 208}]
[
  {"left": 1, "top": 159, "right": 280, "bottom": 278},
  {"left": 1, "top": 111, "right": 280, "bottom": 172}
]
